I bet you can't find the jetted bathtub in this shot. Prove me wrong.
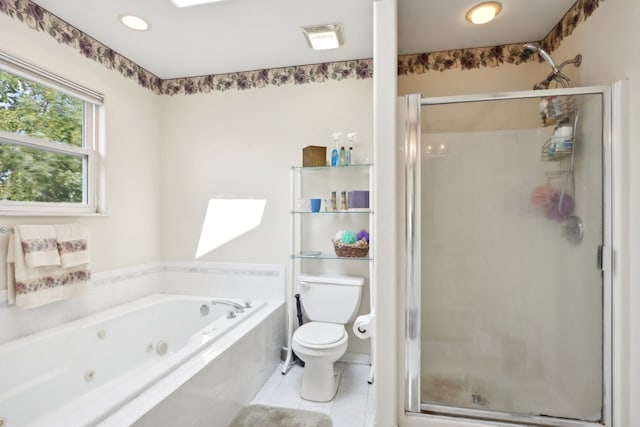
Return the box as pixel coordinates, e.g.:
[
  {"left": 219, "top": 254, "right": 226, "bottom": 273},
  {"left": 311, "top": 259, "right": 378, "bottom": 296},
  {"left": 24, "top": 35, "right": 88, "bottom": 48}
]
[{"left": 0, "top": 294, "right": 282, "bottom": 427}]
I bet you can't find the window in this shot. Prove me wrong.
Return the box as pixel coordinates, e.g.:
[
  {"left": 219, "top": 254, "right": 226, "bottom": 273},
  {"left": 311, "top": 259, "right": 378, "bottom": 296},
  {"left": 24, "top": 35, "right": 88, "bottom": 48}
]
[{"left": 0, "top": 52, "right": 104, "bottom": 214}]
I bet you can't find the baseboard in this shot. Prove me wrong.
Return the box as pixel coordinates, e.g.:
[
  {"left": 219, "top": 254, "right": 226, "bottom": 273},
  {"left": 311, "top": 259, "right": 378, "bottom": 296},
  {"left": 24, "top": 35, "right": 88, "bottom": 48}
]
[{"left": 339, "top": 351, "right": 370, "bottom": 365}]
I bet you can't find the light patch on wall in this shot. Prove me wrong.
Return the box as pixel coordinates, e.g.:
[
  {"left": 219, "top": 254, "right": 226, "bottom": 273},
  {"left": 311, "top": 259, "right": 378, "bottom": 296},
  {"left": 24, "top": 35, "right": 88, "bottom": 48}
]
[{"left": 195, "top": 198, "right": 266, "bottom": 258}]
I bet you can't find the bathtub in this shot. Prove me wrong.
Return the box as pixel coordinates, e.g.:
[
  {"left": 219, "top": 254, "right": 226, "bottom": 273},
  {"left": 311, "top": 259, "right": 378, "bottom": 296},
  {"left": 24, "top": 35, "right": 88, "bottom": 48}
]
[{"left": 0, "top": 294, "right": 283, "bottom": 427}]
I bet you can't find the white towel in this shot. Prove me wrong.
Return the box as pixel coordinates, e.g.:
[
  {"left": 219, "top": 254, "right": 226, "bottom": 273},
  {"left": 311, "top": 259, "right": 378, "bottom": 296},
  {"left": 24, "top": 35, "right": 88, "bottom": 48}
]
[
  {"left": 6, "top": 227, "right": 91, "bottom": 309},
  {"left": 54, "top": 224, "right": 90, "bottom": 268},
  {"left": 16, "top": 225, "right": 60, "bottom": 268},
  {"left": 6, "top": 235, "right": 16, "bottom": 305}
]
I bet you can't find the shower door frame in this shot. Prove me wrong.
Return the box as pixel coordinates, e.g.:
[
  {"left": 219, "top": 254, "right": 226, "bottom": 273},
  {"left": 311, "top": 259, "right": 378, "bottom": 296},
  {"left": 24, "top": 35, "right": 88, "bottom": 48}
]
[{"left": 404, "top": 85, "right": 614, "bottom": 427}]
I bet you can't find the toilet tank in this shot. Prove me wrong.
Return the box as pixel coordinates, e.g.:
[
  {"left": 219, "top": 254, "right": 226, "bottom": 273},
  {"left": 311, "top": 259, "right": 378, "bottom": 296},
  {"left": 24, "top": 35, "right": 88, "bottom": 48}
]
[{"left": 298, "top": 274, "right": 365, "bottom": 324}]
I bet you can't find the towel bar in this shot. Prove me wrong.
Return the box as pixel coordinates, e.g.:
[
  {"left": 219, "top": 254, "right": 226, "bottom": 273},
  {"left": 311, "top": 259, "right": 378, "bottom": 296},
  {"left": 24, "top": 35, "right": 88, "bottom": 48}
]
[{"left": 0, "top": 226, "right": 14, "bottom": 233}]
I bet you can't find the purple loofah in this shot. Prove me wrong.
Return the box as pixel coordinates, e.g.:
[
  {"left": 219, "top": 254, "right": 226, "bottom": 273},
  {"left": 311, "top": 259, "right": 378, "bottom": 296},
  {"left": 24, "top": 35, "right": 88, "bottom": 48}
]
[
  {"left": 545, "top": 191, "right": 575, "bottom": 221},
  {"left": 356, "top": 229, "right": 370, "bottom": 244}
]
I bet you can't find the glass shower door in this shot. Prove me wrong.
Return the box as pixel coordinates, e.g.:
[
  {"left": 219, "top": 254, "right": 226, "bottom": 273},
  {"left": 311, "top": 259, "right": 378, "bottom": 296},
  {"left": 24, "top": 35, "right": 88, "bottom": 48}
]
[{"left": 404, "top": 88, "right": 611, "bottom": 426}]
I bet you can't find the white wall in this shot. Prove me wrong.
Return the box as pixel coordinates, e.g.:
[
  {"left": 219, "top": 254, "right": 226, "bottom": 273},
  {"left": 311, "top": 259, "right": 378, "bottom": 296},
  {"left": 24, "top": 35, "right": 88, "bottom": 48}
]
[
  {"left": 0, "top": 13, "right": 163, "bottom": 276},
  {"left": 158, "top": 79, "right": 373, "bottom": 264},
  {"left": 373, "top": 0, "right": 399, "bottom": 425},
  {"left": 398, "top": 61, "right": 547, "bottom": 97}
]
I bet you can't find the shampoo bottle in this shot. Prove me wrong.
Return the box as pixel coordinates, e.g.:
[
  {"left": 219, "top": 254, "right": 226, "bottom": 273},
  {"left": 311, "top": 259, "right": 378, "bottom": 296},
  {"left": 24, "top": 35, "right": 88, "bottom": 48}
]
[
  {"left": 330, "top": 132, "right": 342, "bottom": 166},
  {"left": 339, "top": 146, "right": 346, "bottom": 165},
  {"left": 346, "top": 133, "right": 357, "bottom": 165}
]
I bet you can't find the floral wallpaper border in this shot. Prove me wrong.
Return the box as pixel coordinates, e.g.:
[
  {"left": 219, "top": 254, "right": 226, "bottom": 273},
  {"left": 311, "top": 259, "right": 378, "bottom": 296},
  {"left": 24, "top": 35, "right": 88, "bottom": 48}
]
[
  {"left": 1, "top": 0, "right": 601, "bottom": 95},
  {"left": 161, "top": 59, "right": 373, "bottom": 95}
]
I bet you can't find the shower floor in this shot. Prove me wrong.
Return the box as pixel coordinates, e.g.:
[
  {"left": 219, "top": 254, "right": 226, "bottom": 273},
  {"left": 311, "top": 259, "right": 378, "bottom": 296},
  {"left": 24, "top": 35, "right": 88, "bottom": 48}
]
[{"left": 421, "top": 374, "right": 599, "bottom": 422}]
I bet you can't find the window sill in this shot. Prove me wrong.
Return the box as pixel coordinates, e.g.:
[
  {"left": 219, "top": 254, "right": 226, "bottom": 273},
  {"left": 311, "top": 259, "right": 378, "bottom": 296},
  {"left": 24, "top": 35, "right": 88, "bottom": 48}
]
[{"left": 0, "top": 211, "right": 109, "bottom": 217}]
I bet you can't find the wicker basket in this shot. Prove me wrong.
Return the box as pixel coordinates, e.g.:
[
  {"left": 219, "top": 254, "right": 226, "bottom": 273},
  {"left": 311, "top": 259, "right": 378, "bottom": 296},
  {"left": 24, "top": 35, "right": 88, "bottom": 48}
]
[{"left": 332, "top": 239, "right": 369, "bottom": 258}]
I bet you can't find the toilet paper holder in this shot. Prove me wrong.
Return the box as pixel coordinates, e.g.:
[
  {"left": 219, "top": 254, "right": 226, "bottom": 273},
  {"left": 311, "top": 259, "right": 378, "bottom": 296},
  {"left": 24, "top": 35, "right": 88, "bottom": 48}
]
[{"left": 353, "top": 313, "right": 374, "bottom": 340}]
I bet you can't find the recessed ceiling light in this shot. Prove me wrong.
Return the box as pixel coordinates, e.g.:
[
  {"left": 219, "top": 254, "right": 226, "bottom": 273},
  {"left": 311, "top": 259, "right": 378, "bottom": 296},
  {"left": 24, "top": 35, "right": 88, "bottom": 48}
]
[
  {"left": 465, "top": 2, "right": 502, "bottom": 24},
  {"left": 302, "top": 23, "right": 345, "bottom": 51},
  {"left": 170, "top": 0, "right": 226, "bottom": 8},
  {"left": 120, "top": 14, "right": 150, "bottom": 31}
]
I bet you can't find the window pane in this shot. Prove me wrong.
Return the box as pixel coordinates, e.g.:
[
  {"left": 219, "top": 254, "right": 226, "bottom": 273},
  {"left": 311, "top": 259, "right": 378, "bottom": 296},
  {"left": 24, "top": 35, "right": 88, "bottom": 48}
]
[
  {"left": 0, "top": 142, "right": 84, "bottom": 203},
  {"left": 0, "top": 71, "right": 83, "bottom": 147}
]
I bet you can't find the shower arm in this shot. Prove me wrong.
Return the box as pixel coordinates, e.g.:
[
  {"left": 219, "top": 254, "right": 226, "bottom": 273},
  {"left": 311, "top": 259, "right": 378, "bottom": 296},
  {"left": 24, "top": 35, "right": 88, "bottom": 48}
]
[{"left": 537, "top": 54, "right": 582, "bottom": 89}]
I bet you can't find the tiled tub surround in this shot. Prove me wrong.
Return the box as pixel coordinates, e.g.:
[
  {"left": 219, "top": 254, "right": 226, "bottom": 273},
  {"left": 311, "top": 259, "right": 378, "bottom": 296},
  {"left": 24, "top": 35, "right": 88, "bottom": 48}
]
[
  {"left": 132, "top": 301, "right": 283, "bottom": 427},
  {"left": 0, "top": 262, "right": 285, "bottom": 426},
  {"left": 0, "top": 262, "right": 284, "bottom": 344}
]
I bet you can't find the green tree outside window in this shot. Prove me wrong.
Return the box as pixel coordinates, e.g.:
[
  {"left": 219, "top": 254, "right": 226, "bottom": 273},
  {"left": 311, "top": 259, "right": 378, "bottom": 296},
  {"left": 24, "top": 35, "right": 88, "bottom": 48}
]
[{"left": 0, "top": 70, "right": 84, "bottom": 203}]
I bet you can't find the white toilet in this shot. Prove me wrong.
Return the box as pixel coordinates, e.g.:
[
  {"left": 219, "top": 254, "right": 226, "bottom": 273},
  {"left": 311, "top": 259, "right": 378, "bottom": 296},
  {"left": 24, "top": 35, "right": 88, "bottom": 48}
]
[{"left": 292, "top": 273, "right": 365, "bottom": 402}]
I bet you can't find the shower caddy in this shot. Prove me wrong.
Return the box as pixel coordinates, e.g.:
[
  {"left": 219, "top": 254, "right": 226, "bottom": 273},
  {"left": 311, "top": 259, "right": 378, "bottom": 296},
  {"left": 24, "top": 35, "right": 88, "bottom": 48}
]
[{"left": 528, "top": 44, "right": 584, "bottom": 244}]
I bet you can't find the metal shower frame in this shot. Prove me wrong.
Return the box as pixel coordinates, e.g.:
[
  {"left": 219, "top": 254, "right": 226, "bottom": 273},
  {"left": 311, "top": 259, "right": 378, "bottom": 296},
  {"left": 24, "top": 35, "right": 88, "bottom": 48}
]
[{"left": 403, "top": 85, "right": 614, "bottom": 427}]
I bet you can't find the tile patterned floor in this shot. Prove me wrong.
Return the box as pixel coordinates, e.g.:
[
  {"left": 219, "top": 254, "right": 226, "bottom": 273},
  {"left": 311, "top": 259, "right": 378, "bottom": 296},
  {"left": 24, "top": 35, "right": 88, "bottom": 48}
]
[{"left": 250, "top": 362, "right": 374, "bottom": 427}]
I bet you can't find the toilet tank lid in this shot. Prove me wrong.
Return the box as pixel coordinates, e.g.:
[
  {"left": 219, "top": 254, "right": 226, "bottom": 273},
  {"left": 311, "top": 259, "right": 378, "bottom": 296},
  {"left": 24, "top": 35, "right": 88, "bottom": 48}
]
[{"left": 298, "top": 273, "right": 365, "bottom": 286}]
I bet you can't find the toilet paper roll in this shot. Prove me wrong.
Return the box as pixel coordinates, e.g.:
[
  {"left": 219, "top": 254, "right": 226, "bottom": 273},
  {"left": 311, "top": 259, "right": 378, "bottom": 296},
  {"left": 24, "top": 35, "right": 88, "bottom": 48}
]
[{"left": 353, "top": 313, "right": 374, "bottom": 339}]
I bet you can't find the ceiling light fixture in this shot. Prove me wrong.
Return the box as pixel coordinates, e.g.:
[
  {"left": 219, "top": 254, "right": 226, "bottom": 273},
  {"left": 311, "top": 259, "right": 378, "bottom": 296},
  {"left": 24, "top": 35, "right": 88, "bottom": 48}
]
[
  {"left": 120, "top": 14, "right": 150, "bottom": 31},
  {"left": 302, "top": 23, "right": 345, "bottom": 51},
  {"left": 465, "top": 2, "right": 502, "bottom": 24}
]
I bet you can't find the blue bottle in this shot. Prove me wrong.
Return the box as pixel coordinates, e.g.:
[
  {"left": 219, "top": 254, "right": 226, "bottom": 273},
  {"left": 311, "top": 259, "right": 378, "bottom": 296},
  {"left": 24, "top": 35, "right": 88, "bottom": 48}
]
[{"left": 330, "top": 132, "right": 342, "bottom": 166}]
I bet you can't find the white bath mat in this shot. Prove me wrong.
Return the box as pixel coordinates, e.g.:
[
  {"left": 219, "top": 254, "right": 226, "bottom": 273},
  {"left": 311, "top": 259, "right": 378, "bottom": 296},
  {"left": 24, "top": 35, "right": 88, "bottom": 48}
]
[{"left": 228, "top": 404, "right": 332, "bottom": 427}]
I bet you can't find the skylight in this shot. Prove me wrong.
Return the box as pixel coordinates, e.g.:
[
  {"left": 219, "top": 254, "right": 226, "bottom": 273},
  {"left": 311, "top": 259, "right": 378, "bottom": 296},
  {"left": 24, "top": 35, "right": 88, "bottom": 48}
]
[{"left": 170, "top": 0, "right": 226, "bottom": 8}]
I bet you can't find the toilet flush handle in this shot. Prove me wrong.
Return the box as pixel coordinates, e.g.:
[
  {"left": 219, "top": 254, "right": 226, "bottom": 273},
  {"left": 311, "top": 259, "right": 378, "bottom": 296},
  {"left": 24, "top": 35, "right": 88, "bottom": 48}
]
[{"left": 298, "top": 281, "right": 311, "bottom": 288}]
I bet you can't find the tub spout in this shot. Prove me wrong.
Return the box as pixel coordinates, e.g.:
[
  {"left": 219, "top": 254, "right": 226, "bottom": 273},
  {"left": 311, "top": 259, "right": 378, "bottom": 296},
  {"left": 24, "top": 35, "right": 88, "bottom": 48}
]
[{"left": 211, "top": 298, "right": 245, "bottom": 313}]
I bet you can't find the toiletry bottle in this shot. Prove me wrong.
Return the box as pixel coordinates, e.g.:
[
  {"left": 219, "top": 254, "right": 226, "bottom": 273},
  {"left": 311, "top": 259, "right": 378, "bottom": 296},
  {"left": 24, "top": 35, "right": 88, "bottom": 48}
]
[
  {"left": 346, "top": 133, "right": 357, "bottom": 165},
  {"left": 330, "top": 132, "right": 342, "bottom": 167},
  {"left": 339, "top": 146, "right": 346, "bottom": 166}
]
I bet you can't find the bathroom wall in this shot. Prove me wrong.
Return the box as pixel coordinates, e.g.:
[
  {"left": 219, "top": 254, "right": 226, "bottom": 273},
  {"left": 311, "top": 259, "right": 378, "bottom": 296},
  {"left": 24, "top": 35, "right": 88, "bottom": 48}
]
[
  {"left": 398, "top": 61, "right": 547, "bottom": 97},
  {"left": 0, "top": 13, "right": 163, "bottom": 276},
  {"left": 158, "top": 79, "right": 373, "bottom": 264},
  {"left": 158, "top": 79, "right": 375, "bottom": 354}
]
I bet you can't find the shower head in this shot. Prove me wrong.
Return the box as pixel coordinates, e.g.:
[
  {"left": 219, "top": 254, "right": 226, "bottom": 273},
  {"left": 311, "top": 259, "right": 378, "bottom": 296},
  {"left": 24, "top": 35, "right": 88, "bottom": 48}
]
[{"left": 523, "top": 43, "right": 560, "bottom": 74}]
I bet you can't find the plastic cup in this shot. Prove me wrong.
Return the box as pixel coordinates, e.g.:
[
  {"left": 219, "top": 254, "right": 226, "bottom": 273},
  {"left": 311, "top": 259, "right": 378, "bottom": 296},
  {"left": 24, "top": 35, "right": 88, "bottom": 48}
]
[{"left": 310, "top": 198, "right": 321, "bottom": 212}]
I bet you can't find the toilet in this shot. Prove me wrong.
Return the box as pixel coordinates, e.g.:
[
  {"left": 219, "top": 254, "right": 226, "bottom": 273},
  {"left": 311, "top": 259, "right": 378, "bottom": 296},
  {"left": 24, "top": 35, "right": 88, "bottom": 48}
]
[{"left": 292, "top": 273, "right": 365, "bottom": 402}]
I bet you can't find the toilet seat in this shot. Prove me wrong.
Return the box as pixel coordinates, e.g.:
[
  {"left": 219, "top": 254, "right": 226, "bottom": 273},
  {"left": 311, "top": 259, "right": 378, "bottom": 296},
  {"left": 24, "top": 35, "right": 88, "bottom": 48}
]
[{"left": 293, "top": 322, "right": 346, "bottom": 349}]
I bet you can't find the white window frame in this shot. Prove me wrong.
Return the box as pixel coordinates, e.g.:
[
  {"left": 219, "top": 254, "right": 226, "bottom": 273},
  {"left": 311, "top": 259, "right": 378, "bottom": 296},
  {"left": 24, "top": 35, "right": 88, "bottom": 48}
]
[{"left": 0, "top": 51, "right": 105, "bottom": 215}]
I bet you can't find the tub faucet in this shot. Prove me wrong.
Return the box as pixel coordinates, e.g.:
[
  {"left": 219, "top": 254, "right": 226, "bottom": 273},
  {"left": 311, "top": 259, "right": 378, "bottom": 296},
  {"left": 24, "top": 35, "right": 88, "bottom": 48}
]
[{"left": 211, "top": 298, "right": 246, "bottom": 313}]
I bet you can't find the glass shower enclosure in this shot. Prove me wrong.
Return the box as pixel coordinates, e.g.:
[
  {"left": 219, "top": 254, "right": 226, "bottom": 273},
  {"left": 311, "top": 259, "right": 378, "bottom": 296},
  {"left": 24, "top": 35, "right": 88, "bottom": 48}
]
[{"left": 403, "top": 87, "right": 612, "bottom": 427}]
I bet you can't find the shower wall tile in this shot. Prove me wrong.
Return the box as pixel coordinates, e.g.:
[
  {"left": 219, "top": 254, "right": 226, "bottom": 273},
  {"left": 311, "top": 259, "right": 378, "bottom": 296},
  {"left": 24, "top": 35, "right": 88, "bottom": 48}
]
[{"left": 420, "top": 122, "right": 603, "bottom": 418}]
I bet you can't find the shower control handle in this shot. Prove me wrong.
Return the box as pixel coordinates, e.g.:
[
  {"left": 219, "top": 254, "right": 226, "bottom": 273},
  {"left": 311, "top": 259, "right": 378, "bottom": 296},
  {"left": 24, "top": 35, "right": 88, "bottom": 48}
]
[{"left": 597, "top": 244, "right": 611, "bottom": 271}]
